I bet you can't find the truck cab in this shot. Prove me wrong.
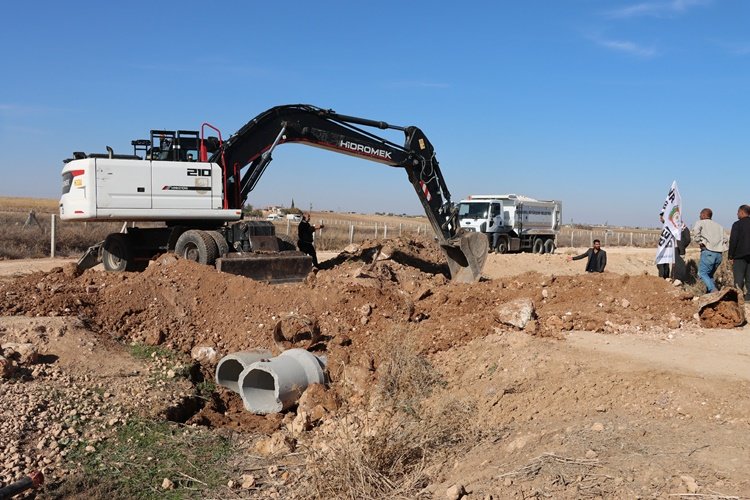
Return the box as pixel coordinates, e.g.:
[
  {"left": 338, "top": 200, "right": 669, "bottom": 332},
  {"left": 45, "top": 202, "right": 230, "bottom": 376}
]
[
  {"left": 457, "top": 199, "right": 506, "bottom": 234},
  {"left": 457, "top": 194, "right": 562, "bottom": 254}
]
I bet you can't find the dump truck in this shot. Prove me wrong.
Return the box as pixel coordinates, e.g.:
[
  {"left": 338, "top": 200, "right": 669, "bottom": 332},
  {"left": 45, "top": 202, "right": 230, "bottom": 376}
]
[
  {"left": 60, "top": 104, "right": 488, "bottom": 283},
  {"left": 457, "top": 194, "right": 562, "bottom": 254}
]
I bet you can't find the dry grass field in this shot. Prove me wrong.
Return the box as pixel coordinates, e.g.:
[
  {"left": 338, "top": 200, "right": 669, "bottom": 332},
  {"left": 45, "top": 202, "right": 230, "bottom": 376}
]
[
  {"left": 0, "top": 196, "right": 664, "bottom": 258},
  {"left": 0, "top": 196, "right": 58, "bottom": 214}
]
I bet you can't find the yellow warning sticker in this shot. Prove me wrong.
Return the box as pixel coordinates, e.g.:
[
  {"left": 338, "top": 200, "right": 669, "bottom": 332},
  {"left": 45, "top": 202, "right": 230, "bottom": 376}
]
[{"left": 419, "top": 138, "right": 426, "bottom": 150}]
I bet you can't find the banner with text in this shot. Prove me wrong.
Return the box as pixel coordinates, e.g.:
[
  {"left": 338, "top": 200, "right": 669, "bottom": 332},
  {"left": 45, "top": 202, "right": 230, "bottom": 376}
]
[{"left": 655, "top": 181, "right": 682, "bottom": 266}]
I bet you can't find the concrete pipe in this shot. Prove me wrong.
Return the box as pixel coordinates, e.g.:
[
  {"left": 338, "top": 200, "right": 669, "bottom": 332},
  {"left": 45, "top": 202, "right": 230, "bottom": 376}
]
[
  {"left": 215, "top": 350, "right": 272, "bottom": 394},
  {"left": 238, "top": 349, "right": 326, "bottom": 414}
]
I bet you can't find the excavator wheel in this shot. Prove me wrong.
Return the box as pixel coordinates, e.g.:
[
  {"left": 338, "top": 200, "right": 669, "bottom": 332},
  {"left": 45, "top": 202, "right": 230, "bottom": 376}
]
[
  {"left": 205, "top": 230, "right": 230, "bottom": 257},
  {"left": 102, "top": 233, "right": 137, "bottom": 272},
  {"left": 175, "top": 230, "right": 219, "bottom": 266}
]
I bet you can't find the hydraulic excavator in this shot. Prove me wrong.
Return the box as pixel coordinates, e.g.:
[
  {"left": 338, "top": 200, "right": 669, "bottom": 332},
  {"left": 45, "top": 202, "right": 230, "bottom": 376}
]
[{"left": 60, "top": 104, "right": 487, "bottom": 283}]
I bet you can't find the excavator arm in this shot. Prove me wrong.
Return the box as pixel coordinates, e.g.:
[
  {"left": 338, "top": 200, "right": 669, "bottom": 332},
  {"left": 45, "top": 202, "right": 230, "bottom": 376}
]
[{"left": 209, "top": 104, "right": 487, "bottom": 282}]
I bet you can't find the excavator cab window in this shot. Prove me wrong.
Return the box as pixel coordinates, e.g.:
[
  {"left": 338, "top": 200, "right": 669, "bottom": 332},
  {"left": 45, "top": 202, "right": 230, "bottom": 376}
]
[
  {"left": 149, "top": 130, "right": 177, "bottom": 161},
  {"left": 176, "top": 130, "right": 200, "bottom": 162}
]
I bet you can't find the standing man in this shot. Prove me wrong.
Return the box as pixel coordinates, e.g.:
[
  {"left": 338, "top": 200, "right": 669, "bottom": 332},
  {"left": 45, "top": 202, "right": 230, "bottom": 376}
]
[
  {"left": 728, "top": 204, "right": 750, "bottom": 301},
  {"left": 567, "top": 239, "right": 607, "bottom": 273},
  {"left": 297, "top": 212, "right": 324, "bottom": 269},
  {"left": 692, "top": 208, "right": 725, "bottom": 293}
]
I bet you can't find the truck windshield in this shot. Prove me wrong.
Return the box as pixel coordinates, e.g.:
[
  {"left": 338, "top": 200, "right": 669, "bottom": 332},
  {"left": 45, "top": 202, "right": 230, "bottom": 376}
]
[{"left": 458, "top": 202, "right": 489, "bottom": 219}]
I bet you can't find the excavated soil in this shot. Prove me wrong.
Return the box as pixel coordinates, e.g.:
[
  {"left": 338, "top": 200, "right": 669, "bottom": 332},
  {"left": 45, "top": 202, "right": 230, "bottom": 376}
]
[
  {"left": 2, "top": 237, "right": 749, "bottom": 498},
  {"left": 0, "top": 236, "right": 700, "bottom": 369},
  {"left": 0, "top": 236, "right": 708, "bottom": 437}
]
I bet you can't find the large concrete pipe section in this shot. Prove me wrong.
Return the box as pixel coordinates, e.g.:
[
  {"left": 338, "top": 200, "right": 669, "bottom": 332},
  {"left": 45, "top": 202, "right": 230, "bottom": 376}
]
[
  {"left": 215, "top": 350, "right": 272, "bottom": 394},
  {"left": 238, "top": 349, "right": 326, "bottom": 414}
]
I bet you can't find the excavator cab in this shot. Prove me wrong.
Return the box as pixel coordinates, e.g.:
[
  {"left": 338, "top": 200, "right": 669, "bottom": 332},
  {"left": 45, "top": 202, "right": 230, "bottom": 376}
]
[{"left": 143, "top": 130, "right": 201, "bottom": 161}]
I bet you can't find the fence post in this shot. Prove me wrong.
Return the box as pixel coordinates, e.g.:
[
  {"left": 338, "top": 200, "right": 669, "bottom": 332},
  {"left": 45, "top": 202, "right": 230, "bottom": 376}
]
[
  {"left": 417, "top": 225, "right": 421, "bottom": 235},
  {"left": 319, "top": 219, "right": 323, "bottom": 244},
  {"left": 399, "top": 223, "right": 402, "bottom": 236},
  {"left": 50, "top": 214, "right": 56, "bottom": 258},
  {"left": 570, "top": 230, "right": 574, "bottom": 248},
  {"left": 384, "top": 224, "right": 388, "bottom": 239},
  {"left": 286, "top": 218, "right": 290, "bottom": 236},
  {"left": 374, "top": 223, "right": 378, "bottom": 239},
  {"left": 349, "top": 224, "right": 354, "bottom": 244},
  {"left": 630, "top": 232, "right": 633, "bottom": 246},
  {"left": 590, "top": 230, "right": 593, "bottom": 247}
]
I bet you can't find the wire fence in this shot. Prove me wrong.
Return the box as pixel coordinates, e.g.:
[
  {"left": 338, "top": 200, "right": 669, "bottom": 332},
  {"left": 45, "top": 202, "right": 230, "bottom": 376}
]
[
  {"left": 24, "top": 212, "right": 665, "bottom": 258},
  {"left": 557, "top": 226, "right": 662, "bottom": 249},
  {"left": 270, "top": 217, "right": 430, "bottom": 251},
  {"left": 272, "top": 218, "right": 664, "bottom": 251}
]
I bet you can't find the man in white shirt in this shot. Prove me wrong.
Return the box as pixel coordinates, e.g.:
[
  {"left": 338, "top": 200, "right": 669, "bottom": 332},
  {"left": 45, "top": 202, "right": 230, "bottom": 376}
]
[{"left": 692, "top": 208, "right": 725, "bottom": 293}]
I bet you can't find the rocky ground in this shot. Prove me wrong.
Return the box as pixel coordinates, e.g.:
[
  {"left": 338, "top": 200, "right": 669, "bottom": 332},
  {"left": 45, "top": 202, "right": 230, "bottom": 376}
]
[{"left": 0, "top": 239, "right": 748, "bottom": 499}]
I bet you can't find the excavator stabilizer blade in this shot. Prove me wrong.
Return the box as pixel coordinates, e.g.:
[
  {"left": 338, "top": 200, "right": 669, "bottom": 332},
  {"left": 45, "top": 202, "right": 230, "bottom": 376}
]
[
  {"left": 216, "top": 252, "right": 313, "bottom": 284},
  {"left": 441, "top": 231, "right": 488, "bottom": 283},
  {"left": 76, "top": 242, "right": 103, "bottom": 272}
]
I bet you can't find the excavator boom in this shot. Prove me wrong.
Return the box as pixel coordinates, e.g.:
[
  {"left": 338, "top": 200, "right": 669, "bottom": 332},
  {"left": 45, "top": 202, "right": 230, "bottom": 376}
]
[{"left": 211, "top": 104, "right": 487, "bottom": 282}]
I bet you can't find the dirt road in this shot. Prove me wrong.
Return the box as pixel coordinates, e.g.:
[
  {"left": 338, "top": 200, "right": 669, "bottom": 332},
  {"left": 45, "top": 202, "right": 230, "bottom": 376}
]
[{"left": 0, "top": 257, "right": 75, "bottom": 278}]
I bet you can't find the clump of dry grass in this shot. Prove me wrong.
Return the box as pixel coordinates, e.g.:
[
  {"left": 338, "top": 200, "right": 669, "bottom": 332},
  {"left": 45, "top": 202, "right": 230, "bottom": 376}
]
[{"left": 304, "top": 342, "right": 476, "bottom": 500}]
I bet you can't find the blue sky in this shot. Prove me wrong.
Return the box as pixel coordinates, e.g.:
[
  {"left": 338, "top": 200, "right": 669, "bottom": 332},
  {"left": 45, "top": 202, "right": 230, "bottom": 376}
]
[{"left": 1, "top": 0, "right": 748, "bottom": 227}]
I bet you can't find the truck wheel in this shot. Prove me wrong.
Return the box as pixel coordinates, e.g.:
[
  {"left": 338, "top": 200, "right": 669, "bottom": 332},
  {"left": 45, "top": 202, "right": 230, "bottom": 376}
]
[
  {"left": 544, "top": 239, "right": 556, "bottom": 254},
  {"left": 175, "top": 230, "right": 219, "bottom": 265},
  {"left": 102, "top": 233, "right": 136, "bottom": 272},
  {"left": 532, "top": 238, "right": 544, "bottom": 254},
  {"left": 205, "top": 230, "right": 229, "bottom": 258},
  {"left": 496, "top": 236, "right": 509, "bottom": 254}
]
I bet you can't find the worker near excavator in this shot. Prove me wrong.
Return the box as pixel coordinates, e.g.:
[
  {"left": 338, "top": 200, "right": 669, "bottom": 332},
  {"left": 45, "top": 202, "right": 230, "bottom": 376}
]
[
  {"left": 298, "top": 212, "right": 324, "bottom": 269},
  {"left": 567, "top": 239, "right": 607, "bottom": 273}
]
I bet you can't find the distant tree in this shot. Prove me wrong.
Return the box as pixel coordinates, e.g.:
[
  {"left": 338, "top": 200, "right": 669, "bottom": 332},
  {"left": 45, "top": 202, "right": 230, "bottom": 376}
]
[
  {"left": 290, "top": 198, "right": 295, "bottom": 209},
  {"left": 242, "top": 204, "right": 263, "bottom": 217}
]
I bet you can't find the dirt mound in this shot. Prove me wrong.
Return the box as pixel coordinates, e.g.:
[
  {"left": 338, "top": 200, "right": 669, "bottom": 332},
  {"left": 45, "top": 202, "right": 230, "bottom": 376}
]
[
  {"left": 0, "top": 238, "right": 703, "bottom": 373},
  {"left": 698, "top": 288, "right": 746, "bottom": 328}
]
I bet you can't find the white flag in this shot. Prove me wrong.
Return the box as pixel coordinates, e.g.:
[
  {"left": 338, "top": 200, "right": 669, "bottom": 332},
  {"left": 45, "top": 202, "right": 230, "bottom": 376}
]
[{"left": 655, "top": 181, "right": 682, "bottom": 265}]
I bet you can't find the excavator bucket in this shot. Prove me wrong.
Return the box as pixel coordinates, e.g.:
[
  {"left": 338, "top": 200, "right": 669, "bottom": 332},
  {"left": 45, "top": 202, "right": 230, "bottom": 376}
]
[
  {"left": 440, "top": 231, "right": 489, "bottom": 283},
  {"left": 216, "top": 252, "right": 313, "bottom": 284}
]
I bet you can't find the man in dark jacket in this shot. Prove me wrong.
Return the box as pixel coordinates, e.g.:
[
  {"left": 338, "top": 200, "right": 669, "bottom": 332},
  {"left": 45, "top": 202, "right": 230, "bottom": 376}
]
[
  {"left": 729, "top": 204, "right": 750, "bottom": 300},
  {"left": 661, "top": 223, "right": 691, "bottom": 280},
  {"left": 568, "top": 239, "right": 607, "bottom": 273},
  {"left": 297, "top": 212, "right": 324, "bottom": 268}
]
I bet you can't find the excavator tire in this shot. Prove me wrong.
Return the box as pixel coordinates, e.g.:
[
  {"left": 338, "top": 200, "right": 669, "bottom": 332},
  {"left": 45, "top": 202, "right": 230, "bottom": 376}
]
[
  {"left": 532, "top": 238, "right": 544, "bottom": 254},
  {"left": 543, "top": 238, "right": 555, "bottom": 254},
  {"left": 102, "top": 233, "right": 137, "bottom": 272},
  {"left": 205, "top": 230, "right": 230, "bottom": 257},
  {"left": 175, "top": 230, "right": 219, "bottom": 266}
]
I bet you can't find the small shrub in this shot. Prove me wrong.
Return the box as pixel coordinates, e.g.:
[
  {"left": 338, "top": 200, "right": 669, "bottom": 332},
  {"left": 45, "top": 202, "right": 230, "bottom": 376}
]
[{"left": 304, "top": 342, "right": 475, "bottom": 499}]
